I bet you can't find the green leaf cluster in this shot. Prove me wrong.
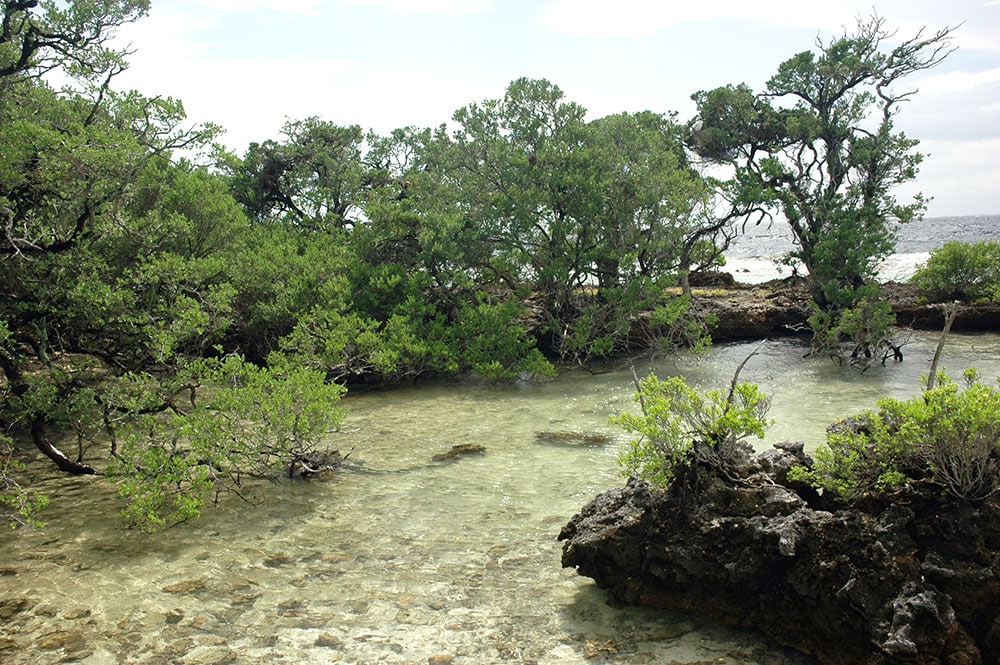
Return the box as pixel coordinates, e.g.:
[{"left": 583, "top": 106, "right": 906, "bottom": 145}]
[
  {"left": 912, "top": 240, "right": 1000, "bottom": 302},
  {"left": 613, "top": 374, "right": 772, "bottom": 486},
  {"left": 791, "top": 371, "right": 1000, "bottom": 502},
  {"left": 691, "top": 16, "right": 953, "bottom": 320},
  {"left": 806, "top": 297, "right": 899, "bottom": 369},
  {"left": 1, "top": 434, "right": 50, "bottom": 529},
  {"left": 107, "top": 355, "right": 346, "bottom": 530}
]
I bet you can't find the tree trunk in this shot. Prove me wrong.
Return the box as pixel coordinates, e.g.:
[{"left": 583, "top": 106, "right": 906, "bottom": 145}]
[
  {"left": 805, "top": 267, "right": 833, "bottom": 311},
  {"left": 31, "top": 416, "right": 98, "bottom": 475},
  {"left": 1, "top": 354, "right": 98, "bottom": 475},
  {"left": 680, "top": 269, "right": 692, "bottom": 299}
]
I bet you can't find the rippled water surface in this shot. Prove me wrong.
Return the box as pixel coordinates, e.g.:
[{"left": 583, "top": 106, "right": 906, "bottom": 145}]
[
  {"left": 3, "top": 332, "right": 999, "bottom": 664},
  {"left": 724, "top": 213, "right": 1000, "bottom": 283}
]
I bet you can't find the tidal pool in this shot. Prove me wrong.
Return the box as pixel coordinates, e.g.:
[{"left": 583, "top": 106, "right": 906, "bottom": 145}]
[{"left": 2, "top": 332, "right": 998, "bottom": 664}]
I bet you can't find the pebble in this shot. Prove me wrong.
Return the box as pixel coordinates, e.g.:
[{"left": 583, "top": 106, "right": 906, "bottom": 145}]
[
  {"left": 37, "top": 629, "right": 87, "bottom": 652},
  {"left": 180, "top": 645, "right": 238, "bottom": 664},
  {"left": 0, "top": 597, "right": 32, "bottom": 620},
  {"left": 263, "top": 553, "right": 293, "bottom": 567},
  {"left": 428, "top": 655, "right": 454, "bottom": 664},
  {"left": 63, "top": 608, "right": 91, "bottom": 620},
  {"left": 162, "top": 578, "right": 208, "bottom": 594},
  {"left": 315, "top": 633, "right": 343, "bottom": 648}
]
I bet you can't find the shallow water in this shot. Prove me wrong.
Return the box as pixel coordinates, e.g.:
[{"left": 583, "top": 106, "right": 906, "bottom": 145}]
[{"left": 2, "top": 332, "right": 999, "bottom": 664}]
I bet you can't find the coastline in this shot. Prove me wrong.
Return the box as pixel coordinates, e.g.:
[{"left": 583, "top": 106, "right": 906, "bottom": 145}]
[{"left": 690, "top": 278, "right": 1000, "bottom": 343}]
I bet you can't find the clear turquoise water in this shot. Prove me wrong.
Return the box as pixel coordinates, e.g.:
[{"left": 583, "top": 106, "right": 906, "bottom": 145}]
[{"left": 2, "top": 332, "right": 998, "bottom": 664}]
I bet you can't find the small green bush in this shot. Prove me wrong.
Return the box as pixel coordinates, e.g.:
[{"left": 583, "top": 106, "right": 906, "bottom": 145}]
[
  {"left": 613, "top": 373, "right": 772, "bottom": 486},
  {"left": 911, "top": 240, "right": 1000, "bottom": 302},
  {"left": 1, "top": 434, "right": 50, "bottom": 528},
  {"left": 790, "top": 370, "right": 1000, "bottom": 502},
  {"left": 107, "top": 354, "right": 346, "bottom": 529},
  {"left": 807, "top": 297, "right": 900, "bottom": 369}
]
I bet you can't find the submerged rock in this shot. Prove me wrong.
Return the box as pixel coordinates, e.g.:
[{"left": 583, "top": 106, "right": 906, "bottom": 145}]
[
  {"left": 431, "top": 444, "right": 486, "bottom": 462},
  {"left": 534, "top": 430, "right": 613, "bottom": 447},
  {"left": 559, "top": 444, "right": 1000, "bottom": 665}
]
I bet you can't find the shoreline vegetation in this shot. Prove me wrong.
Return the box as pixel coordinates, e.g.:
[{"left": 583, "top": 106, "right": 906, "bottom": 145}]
[
  {"left": 3, "top": 3, "right": 1000, "bottom": 663},
  {"left": 561, "top": 298, "right": 1000, "bottom": 663}
]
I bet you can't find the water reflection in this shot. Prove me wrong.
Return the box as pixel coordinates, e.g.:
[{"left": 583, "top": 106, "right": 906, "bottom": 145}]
[{"left": 2, "top": 332, "right": 997, "bottom": 663}]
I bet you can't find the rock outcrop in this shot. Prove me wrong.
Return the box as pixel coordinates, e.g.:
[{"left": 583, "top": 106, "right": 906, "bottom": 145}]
[
  {"left": 683, "top": 279, "right": 998, "bottom": 344},
  {"left": 881, "top": 282, "right": 1000, "bottom": 333},
  {"left": 559, "top": 442, "right": 1000, "bottom": 664}
]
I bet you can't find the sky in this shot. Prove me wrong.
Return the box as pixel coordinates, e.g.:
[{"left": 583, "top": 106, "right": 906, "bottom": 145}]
[{"left": 112, "top": 0, "right": 1000, "bottom": 217}]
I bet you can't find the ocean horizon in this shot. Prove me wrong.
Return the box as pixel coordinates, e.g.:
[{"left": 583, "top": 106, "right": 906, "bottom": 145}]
[{"left": 723, "top": 213, "right": 1000, "bottom": 284}]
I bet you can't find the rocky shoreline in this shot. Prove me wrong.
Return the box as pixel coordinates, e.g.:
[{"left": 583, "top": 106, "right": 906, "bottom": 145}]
[
  {"left": 560, "top": 280, "right": 1000, "bottom": 664},
  {"left": 559, "top": 443, "right": 1000, "bottom": 665},
  {"left": 691, "top": 279, "right": 1000, "bottom": 342}
]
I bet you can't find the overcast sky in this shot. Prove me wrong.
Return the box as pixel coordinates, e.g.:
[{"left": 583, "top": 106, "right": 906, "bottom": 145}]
[{"left": 113, "top": 0, "right": 1000, "bottom": 217}]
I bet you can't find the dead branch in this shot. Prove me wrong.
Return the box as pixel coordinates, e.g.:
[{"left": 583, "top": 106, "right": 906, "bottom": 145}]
[{"left": 926, "top": 302, "right": 958, "bottom": 391}]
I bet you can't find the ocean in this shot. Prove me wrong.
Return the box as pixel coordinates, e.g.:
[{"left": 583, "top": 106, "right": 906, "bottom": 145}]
[{"left": 724, "top": 213, "right": 1000, "bottom": 284}]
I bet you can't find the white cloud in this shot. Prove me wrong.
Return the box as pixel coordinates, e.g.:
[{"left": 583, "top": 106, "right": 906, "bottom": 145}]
[
  {"left": 199, "top": 0, "right": 325, "bottom": 15},
  {"left": 535, "top": 0, "right": 868, "bottom": 38},
  {"left": 535, "top": 0, "right": 997, "bottom": 48},
  {"left": 102, "top": 0, "right": 1000, "bottom": 214},
  {"left": 117, "top": 46, "right": 501, "bottom": 149},
  {"left": 115, "top": 10, "right": 213, "bottom": 60},
  {"left": 338, "top": 0, "right": 493, "bottom": 15},
  {"left": 898, "top": 137, "right": 1000, "bottom": 216},
  {"left": 914, "top": 67, "right": 1000, "bottom": 94}
]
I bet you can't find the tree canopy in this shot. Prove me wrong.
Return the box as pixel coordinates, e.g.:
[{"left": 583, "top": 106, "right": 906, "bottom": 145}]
[
  {"left": 691, "top": 16, "right": 955, "bottom": 356},
  {"left": 0, "top": 4, "right": 957, "bottom": 528}
]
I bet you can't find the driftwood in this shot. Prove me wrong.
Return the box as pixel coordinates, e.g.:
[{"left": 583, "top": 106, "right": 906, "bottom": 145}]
[
  {"left": 289, "top": 450, "right": 348, "bottom": 478},
  {"left": 926, "top": 301, "right": 959, "bottom": 391}
]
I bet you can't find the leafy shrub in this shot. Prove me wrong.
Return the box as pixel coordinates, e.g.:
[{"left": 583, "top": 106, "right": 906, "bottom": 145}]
[
  {"left": 107, "top": 354, "right": 346, "bottom": 529},
  {"left": 1, "top": 434, "right": 50, "bottom": 529},
  {"left": 790, "top": 370, "right": 1000, "bottom": 502},
  {"left": 911, "top": 240, "right": 1000, "bottom": 302},
  {"left": 452, "top": 298, "right": 555, "bottom": 380},
  {"left": 807, "top": 297, "right": 901, "bottom": 369},
  {"left": 612, "top": 373, "right": 772, "bottom": 486}
]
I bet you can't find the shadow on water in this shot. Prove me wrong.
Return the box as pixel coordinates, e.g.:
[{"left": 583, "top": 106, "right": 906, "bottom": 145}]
[{"left": 559, "top": 584, "right": 818, "bottom": 664}]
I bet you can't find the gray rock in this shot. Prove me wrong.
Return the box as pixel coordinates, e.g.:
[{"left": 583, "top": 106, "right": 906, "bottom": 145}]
[{"left": 560, "top": 445, "right": 1000, "bottom": 664}]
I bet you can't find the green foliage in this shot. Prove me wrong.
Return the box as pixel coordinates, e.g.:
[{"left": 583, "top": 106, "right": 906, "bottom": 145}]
[
  {"left": 0, "top": 0, "right": 150, "bottom": 80},
  {"left": 791, "top": 371, "right": 1000, "bottom": 502},
  {"left": 692, "top": 17, "right": 953, "bottom": 315},
  {"left": 430, "top": 79, "right": 722, "bottom": 363},
  {"left": 107, "top": 354, "right": 346, "bottom": 529},
  {"left": 649, "top": 294, "right": 715, "bottom": 351},
  {"left": 613, "top": 374, "right": 772, "bottom": 486},
  {"left": 1, "top": 434, "right": 50, "bottom": 529},
  {"left": 224, "top": 222, "right": 347, "bottom": 362},
  {"left": 806, "top": 297, "right": 900, "bottom": 369},
  {"left": 911, "top": 240, "right": 1000, "bottom": 302},
  {"left": 688, "top": 84, "right": 788, "bottom": 162},
  {"left": 452, "top": 298, "right": 555, "bottom": 380}
]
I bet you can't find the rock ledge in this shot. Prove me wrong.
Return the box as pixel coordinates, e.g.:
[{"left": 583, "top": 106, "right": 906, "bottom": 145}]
[{"left": 559, "top": 443, "right": 1000, "bottom": 665}]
